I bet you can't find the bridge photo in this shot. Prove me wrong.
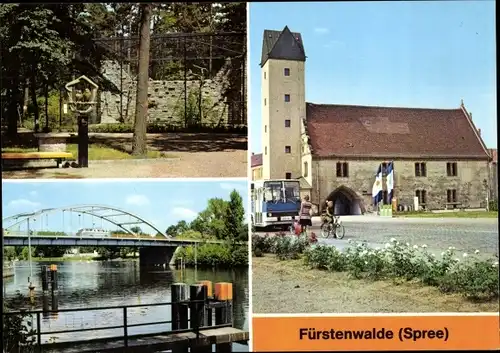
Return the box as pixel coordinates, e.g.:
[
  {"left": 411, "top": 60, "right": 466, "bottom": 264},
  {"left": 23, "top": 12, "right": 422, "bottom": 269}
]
[{"left": 2, "top": 179, "right": 250, "bottom": 352}]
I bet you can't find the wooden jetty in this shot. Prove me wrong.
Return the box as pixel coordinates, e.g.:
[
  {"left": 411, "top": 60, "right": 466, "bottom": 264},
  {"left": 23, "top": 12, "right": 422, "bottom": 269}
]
[{"left": 3, "top": 280, "right": 248, "bottom": 353}]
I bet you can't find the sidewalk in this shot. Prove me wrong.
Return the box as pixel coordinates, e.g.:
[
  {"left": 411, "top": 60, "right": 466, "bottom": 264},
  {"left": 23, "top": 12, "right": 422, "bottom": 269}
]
[{"left": 311, "top": 215, "right": 498, "bottom": 225}]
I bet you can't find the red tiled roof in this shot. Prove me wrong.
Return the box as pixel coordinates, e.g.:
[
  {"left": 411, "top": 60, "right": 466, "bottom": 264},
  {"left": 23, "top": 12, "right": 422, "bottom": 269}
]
[
  {"left": 489, "top": 149, "right": 497, "bottom": 163},
  {"left": 251, "top": 153, "right": 263, "bottom": 167},
  {"left": 305, "top": 103, "right": 490, "bottom": 159}
]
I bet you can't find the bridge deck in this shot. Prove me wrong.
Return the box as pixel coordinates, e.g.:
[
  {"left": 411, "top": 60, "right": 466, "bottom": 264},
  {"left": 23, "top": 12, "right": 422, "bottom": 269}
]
[{"left": 42, "top": 327, "right": 249, "bottom": 353}]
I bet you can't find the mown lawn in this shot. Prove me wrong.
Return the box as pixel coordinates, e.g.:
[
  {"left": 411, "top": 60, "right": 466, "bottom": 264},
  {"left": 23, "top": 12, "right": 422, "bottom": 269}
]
[
  {"left": 394, "top": 211, "right": 498, "bottom": 218},
  {"left": 252, "top": 254, "right": 499, "bottom": 313}
]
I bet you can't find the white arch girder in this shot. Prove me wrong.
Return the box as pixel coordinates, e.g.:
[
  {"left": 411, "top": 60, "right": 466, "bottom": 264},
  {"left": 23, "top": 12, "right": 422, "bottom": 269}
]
[{"left": 2, "top": 204, "right": 167, "bottom": 238}]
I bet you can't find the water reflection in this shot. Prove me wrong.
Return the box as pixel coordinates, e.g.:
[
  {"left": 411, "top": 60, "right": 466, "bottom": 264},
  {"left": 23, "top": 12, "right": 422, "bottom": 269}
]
[{"left": 4, "top": 260, "right": 248, "bottom": 351}]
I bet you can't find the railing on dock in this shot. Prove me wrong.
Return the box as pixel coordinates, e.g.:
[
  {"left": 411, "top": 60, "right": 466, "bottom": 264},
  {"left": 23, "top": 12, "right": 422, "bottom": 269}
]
[{"left": 2, "top": 281, "right": 247, "bottom": 353}]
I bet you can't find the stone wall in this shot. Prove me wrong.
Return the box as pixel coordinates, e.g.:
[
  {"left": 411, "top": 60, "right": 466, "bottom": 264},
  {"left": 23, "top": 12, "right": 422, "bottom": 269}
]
[
  {"left": 99, "top": 60, "right": 231, "bottom": 126},
  {"left": 311, "top": 159, "right": 489, "bottom": 212},
  {"left": 489, "top": 162, "right": 498, "bottom": 201}
]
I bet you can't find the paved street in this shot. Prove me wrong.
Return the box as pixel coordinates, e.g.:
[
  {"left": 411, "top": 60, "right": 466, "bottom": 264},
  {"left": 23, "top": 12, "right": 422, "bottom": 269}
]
[{"left": 257, "top": 216, "right": 499, "bottom": 258}]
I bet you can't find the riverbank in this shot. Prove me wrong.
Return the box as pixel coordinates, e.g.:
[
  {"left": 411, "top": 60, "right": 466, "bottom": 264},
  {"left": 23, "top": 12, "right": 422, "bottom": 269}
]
[
  {"left": 176, "top": 243, "right": 249, "bottom": 268},
  {"left": 252, "top": 254, "right": 500, "bottom": 313}
]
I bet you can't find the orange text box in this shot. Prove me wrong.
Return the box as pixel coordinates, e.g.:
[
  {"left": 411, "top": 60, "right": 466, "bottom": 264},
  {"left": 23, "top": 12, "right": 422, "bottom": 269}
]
[{"left": 252, "top": 315, "right": 500, "bottom": 351}]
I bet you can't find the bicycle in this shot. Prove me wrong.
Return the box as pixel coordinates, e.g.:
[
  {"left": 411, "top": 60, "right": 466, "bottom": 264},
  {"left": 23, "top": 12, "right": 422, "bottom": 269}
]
[{"left": 320, "top": 215, "right": 345, "bottom": 239}]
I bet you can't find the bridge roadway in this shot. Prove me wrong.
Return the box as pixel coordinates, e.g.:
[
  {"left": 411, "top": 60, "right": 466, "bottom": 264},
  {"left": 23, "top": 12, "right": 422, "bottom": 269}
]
[{"left": 3, "top": 234, "right": 228, "bottom": 247}]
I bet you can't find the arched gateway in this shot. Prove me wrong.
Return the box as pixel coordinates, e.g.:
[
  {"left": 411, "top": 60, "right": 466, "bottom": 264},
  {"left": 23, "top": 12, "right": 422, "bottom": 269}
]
[{"left": 326, "top": 186, "right": 365, "bottom": 215}]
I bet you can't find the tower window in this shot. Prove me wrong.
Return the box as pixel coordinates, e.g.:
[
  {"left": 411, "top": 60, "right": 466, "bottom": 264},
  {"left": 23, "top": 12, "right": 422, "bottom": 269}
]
[
  {"left": 285, "top": 172, "right": 292, "bottom": 179},
  {"left": 285, "top": 146, "right": 291, "bottom": 153},
  {"left": 285, "top": 119, "right": 291, "bottom": 127},
  {"left": 284, "top": 94, "right": 290, "bottom": 102},
  {"left": 264, "top": 125, "right": 267, "bottom": 133},
  {"left": 284, "top": 68, "right": 290, "bottom": 76},
  {"left": 264, "top": 98, "right": 266, "bottom": 106},
  {"left": 265, "top": 146, "right": 267, "bottom": 155},
  {"left": 264, "top": 71, "right": 266, "bottom": 79},
  {"left": 304, "top": 161, "right": 308, "bottom": 177}
]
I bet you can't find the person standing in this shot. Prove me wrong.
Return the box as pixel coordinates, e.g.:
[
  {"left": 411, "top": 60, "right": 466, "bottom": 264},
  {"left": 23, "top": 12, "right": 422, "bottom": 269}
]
[{"left": 298, "top": 195, "right": 313, "bottom": 234}]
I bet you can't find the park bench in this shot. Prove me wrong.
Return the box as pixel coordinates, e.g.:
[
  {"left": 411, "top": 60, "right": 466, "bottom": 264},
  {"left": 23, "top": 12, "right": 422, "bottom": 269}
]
[{"left": 1, "top": 152, "right": 74, "bottom": 168}]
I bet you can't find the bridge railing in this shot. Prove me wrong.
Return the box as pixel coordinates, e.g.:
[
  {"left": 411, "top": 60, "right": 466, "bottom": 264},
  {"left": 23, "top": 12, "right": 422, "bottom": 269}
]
[{"left": 3, "top": 281, "right": 242, "bottom": 351}]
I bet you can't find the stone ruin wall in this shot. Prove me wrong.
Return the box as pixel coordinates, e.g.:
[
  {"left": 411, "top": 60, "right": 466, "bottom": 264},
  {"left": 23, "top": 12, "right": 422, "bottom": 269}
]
[{"left": 99, "top": 60, "right": 231, "bottom": 126}]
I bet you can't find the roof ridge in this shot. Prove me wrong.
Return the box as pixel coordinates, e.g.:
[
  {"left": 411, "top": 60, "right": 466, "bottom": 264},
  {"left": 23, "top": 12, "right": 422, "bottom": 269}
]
[{"left": 306, "top": 102, "right": 462, "bottom": 111}]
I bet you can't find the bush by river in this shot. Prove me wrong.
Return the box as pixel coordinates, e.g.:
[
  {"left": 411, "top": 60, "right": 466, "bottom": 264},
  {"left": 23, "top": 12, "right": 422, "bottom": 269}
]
[{"left": 176, "top": 242, "right": 248, "bottom": 268}]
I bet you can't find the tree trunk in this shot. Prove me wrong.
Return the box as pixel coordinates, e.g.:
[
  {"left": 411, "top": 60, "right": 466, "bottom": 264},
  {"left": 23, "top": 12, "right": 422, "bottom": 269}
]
[
  {"left": 6, "top": 85, "right": 20, "bottom": 138},
  {"left": 132, "top": 3, "right": 153, "bottom": 156},
  {"left": 30, "top": 68, "right": 40, "bottom": 133}
]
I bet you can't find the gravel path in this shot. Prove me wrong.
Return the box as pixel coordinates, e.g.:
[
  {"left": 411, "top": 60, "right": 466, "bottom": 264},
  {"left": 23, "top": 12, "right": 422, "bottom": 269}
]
[
  {"left": 2, "top": 151, "right": 247, "bottom": 179},
  {"left": 252, "top": 255, "right": 499, "bottom": 314}
]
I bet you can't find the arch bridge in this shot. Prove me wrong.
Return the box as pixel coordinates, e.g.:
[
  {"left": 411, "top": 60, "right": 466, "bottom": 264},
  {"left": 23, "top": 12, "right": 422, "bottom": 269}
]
[{"left": 2, "top": 205, "right": 223, "bottom": 267}]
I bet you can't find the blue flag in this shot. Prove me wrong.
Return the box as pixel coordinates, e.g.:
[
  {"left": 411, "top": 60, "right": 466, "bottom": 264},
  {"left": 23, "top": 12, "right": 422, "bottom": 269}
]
[{"left": 372, "top": 164, "right": 383, "bottom": 206}]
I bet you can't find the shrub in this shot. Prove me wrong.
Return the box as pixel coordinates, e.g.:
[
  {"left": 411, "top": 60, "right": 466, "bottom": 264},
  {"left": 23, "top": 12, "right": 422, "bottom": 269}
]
[
  {"left": 87, "top": 122, "right": 247, "bottom": 134},
  {"left": 489, "top": 199, "right": 498, "bottom": 211},
  {"left": 177, "top": 243, "right": 248, "bottom": 268},
  {"left": 299, "top": 237, "right": 499, "bottom": 302}
]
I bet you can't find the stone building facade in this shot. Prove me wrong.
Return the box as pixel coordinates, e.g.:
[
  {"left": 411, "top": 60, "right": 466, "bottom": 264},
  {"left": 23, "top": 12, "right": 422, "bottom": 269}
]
[
  {"left": 255, "top": 26, "right": 492, "bottom": 214},
  {"left": 488, "top": 148, "right": 498, "bottom": 202},
  {"left": 98, "top": 60, "right": 231, "bottom": 126}
]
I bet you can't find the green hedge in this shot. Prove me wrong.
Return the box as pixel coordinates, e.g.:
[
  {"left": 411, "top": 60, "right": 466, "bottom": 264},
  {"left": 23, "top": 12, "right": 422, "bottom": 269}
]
[{"left": 176, "top": 243, "right": 248, "bottom": 268}]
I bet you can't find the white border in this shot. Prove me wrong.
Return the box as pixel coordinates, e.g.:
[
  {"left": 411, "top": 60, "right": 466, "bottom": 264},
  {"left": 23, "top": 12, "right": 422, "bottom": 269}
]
[
  {"left": 1, "top": 177, "right": 248, "bottom": 184},
  {"left": 253, "top": 312, "right": 499, "bottom": 317},
  {"left": 245, "top": 2, "right": 253, "bottom": 352}
]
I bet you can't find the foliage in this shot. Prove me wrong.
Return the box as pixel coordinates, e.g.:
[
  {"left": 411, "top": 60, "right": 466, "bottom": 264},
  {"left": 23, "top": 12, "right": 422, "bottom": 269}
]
[
  {"left": 223, "top": 190, "right": 246, "bottom": 241},
  {"left": 85, "top": 122, "right": 247, "bottom": 134},
  {"left": 251, "top": 232, "right": 318, "bottom": 259},
  {"left": 301, "top": 238, "right": 499, "bottom": 302},
  {"left": 489, "top": 199, "right": 498, "bottom": 211},
  {"left": 3, "top": 291, "right": 36, "bottom": 353},
  {"left": 176, "top": 242, "right": 248, "bottom": 268}
]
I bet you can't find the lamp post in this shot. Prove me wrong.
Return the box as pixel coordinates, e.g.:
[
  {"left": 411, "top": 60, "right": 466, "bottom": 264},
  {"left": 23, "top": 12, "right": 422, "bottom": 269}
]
[{"left": 27, "top": 218, "right": 35, "bottom": 305}]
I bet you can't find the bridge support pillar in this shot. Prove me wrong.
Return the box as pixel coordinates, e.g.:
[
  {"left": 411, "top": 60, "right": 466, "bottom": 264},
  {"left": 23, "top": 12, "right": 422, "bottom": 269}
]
[{"left": 139, "top": 247, "right": 175, "bottom": 268}]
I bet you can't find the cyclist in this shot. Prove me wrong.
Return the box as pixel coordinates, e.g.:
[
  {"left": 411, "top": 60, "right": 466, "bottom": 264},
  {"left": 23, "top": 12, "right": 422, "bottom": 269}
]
[{"left": 322, "top": 200, "right": 337, "bottom": 238}]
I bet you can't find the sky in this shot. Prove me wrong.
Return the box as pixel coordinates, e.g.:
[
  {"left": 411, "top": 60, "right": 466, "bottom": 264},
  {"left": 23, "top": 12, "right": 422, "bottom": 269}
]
[
  {"left": 2, "top": 180, "right": 248, "bottom": 235},
  {"left": 249, "top": 1, "right": 497, "bottom": 153}
]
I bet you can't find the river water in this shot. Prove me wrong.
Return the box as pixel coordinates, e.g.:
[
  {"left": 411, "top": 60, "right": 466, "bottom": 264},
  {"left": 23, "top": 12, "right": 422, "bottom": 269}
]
[{"left": 3, "top": 260, "right": 249, "bottom": 351}]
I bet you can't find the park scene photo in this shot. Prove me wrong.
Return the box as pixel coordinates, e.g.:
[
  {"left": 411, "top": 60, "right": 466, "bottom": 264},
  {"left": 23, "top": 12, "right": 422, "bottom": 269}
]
[
  {"left": 2, "top": 179, "right": 250, "bottom": 352},
  {"left": 249, "top": 1, "right": 498, "bottom": 313},
  {"left": 0, "top": 3, "right": 247, "bottom": 179}
]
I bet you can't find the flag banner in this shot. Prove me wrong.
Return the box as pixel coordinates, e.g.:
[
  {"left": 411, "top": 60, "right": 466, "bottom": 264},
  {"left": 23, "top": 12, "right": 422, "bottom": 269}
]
[
  {"left": 372, "top": 164, "right": 383, "bottom": 206},
  {"left": 386, "top": 161, "right": 394, "bottom": 204},
  {"left": 252, "top": 314, "right": 500, "bottom": 351}
]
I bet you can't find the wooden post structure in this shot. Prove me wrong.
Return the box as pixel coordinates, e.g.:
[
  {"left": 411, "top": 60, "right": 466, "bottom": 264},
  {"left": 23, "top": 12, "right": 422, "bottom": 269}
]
[
  {"left": 171, "top": 283, "right": 189, "bottom": 353},
  {"left": 214, "top": 282, "right": 233, "bottom": 353},
  {"left": 49, "top": 264, "right": 58, "bottom": 292},
  {"left": 190, "top": 283, "right": 209, "bottom": 353},
  {"left": 199, "top": 280, "right": 213, "bottom": 326},
  {"left": 41, "top": 266, "right": 49, "bottom": 293},
  {"left": 77, "top": 114, "right": 89, "bottom": 167}
]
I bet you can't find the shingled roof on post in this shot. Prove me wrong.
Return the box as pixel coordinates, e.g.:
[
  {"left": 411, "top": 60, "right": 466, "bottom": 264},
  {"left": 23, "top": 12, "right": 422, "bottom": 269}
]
[
  {"left": 260, "top": 26, "right": 306, "bottom": 67},
  {"left": 305, "top": 103, "right": 490, "bottom": 159}
]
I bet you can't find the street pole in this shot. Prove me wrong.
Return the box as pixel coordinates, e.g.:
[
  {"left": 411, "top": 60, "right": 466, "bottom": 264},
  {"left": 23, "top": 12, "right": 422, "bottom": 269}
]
[{"left": 27, "top": 219, "right": 33, "bottom": 280}]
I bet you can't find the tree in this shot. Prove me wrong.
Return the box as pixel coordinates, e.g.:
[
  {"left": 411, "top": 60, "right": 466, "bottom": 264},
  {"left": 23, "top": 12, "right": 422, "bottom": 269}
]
[
  {"left": 223, "top": 190, "right": 245, "bottom": 241},
  {"left": 132, "top": 3, "right": 153, "bottom": 156}
]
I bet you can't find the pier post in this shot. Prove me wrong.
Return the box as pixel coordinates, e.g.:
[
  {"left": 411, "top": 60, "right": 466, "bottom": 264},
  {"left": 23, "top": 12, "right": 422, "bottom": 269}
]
[
  {"left": 171, "top": 283, "right": 189, "bottom": 353},
  {"left": 41, "top": 266, "right": 49, "bottom": 293},
  {"left": 214, "top": 282, "right": 233, "bottom": 353},
  {"left": 199, "top": 280, "right": 213, "bottom": 326},
  {"left": 42, "top": 295, "right": 50, "bottom": 318},
  {"left": 190, "top": 283, "right": 209, "bottom": 353},
  {"left": 49, "top": 264, "right": 58, "bottom": 292}
]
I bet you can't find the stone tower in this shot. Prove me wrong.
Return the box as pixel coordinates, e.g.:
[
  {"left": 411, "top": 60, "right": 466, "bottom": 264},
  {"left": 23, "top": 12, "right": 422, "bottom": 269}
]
[{"left": 260, "top": 26, "right": 306, "bottom": 180}]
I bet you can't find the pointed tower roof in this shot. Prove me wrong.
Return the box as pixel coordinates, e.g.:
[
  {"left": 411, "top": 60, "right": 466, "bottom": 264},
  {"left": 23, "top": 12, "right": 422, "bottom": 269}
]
[{"left": 260, "top": 26, "right": 306, "bottom": 67}]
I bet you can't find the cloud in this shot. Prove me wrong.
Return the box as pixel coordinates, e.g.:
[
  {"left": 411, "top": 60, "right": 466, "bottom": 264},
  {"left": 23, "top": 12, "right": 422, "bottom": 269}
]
[
  {"left": 219, "top": 182, "right": 247, "bottom": 192},
  {"left": 314, "top": 27, "right": 329, "bottom": 34},
  {"left": 323, "top": 40, "right": 345, "bottom": 49},
  {"left": 171, "top": 207, "right": 198, "bottom": 221},
  {"left": 7, "top": 199, "right": 41, "bottom": 210},
  {"left": 125, "top": 194, "right": 150, "bottom": 206},
  {"left": 29, "top": 191, "right": 38, "bottom": 197}
]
